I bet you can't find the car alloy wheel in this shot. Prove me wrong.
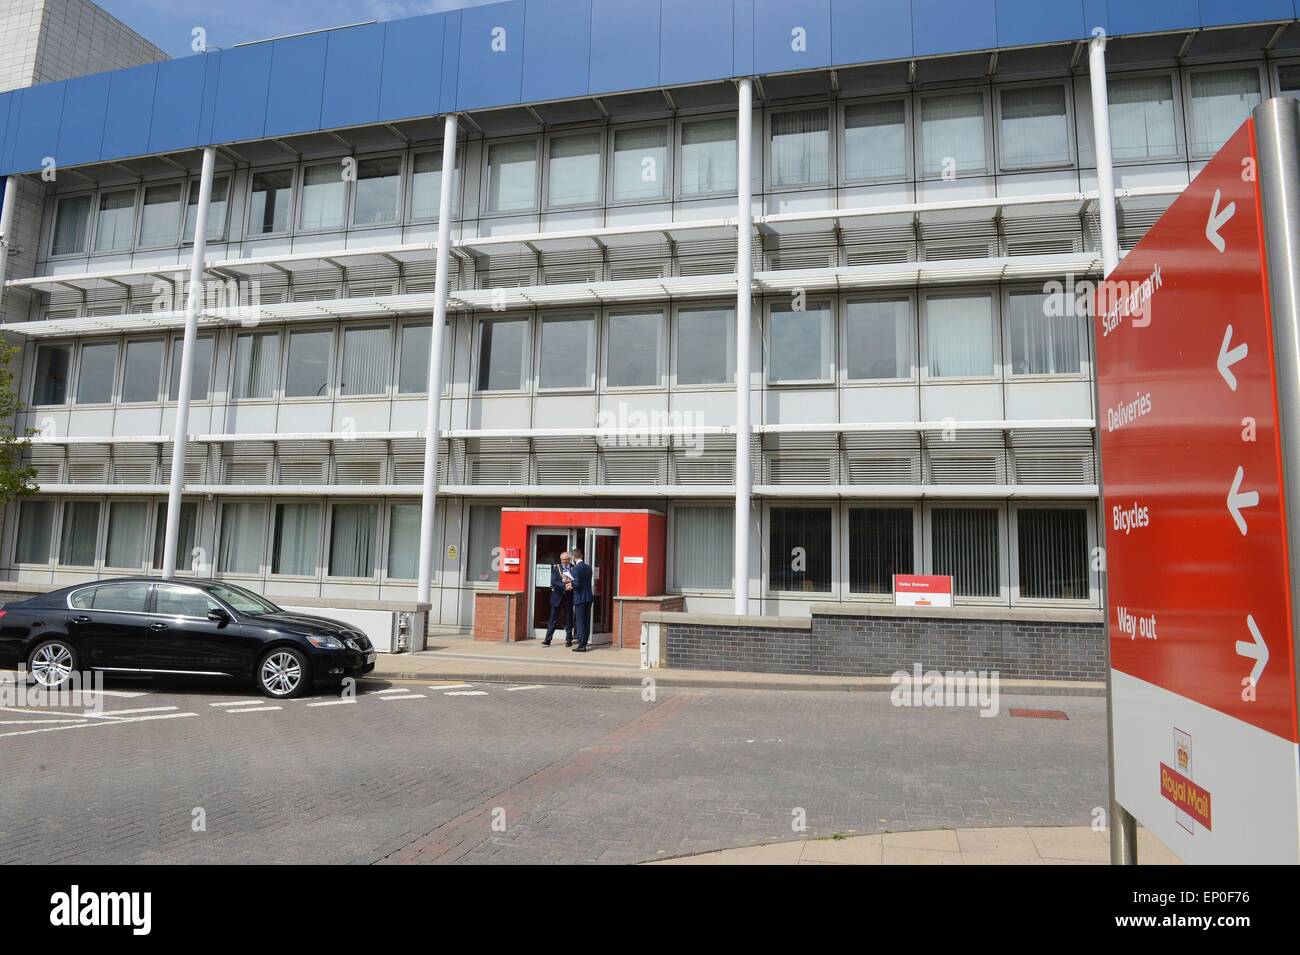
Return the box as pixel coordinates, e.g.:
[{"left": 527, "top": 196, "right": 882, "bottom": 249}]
[
  {"left": 30, "top": 641, "right": 75, "bottom": 688},
  {"left": 259, "top": 649, "right": 305, "bottom": 698}
]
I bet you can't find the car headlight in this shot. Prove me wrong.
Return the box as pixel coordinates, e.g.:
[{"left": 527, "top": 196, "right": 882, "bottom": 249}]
[{"left": 305, "top": 633, "right": 344, "bottom": 650}]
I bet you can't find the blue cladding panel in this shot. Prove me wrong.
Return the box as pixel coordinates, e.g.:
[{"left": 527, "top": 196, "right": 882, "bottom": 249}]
[
  {"left": 321, "top": 22, "right": 384, "bottom": 129},
  {"left": 148, "top": 56, "right": 207, "bottom": 152},
  {"left": 12, "top": 84, "right": 66, "bottom": 173},
  {"left": 0, "top": 93, "right": 15, "bottom": 173},
  {"left": 264, "top": 35, "right": 328, "bottom": 136},
  {"left": 211, "top": 45, "right": 273, "bottom": 144},
  {"left": 457, "top": 1, "right": 525, "bottom": 110},
  {"left": 1199, "top": 0, "right": 1293, "bottom": 26},
  {"left": 913, "top": 0, "right": 998, "bottom": 55},
  {"left": 1105, "top": 0, "right": 1199, "bottom": 35},
  {"left": 381, "top": 13, "right": 445, "bottom": 120},
  {"left": 439, "top": 12, "right": 461, "bottom": 115},
  {"left": 734, "top": 0, "right": 754, "bottom": 75},
  {"left": 996, "top": 0, "right": 1088, "bottom": 46},
  {"left": 523, "top": 0, "right": 591, "bottom": 102},
  {"left": 589, "top": 0, "right": 660, "bottom": 93},
  {"left": 56, "top": 73, "right": 110, "bottom": 167},
  {"left": 1083, "top": 0, "right": 1109, "bottom": 32},
  {"left": 832, "top": 0, "right": 913, "bottom": 64},
  {"left": 100, "top": 64, "right": 156, "bottom": 161},
  {"left": 755, "top": 0, "right": 831, "bottom": 73},
  {"left": 660, "top": 0, "right": 733, "bottom": 85}
]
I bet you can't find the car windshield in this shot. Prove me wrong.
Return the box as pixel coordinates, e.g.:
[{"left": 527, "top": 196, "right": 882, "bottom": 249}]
[{"left": 206, "top": 583, "right": 282, "bottom": 616}]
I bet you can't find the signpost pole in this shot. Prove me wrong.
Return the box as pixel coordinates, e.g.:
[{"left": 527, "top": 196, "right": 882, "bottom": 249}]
[{"left": 1254, "top": 97, "right": 1300, "bottom": 727}]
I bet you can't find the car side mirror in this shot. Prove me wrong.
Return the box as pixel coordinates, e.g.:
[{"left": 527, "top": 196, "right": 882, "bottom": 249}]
[{"left": 208, "top": 608, "right": 230, "bottom": 625}]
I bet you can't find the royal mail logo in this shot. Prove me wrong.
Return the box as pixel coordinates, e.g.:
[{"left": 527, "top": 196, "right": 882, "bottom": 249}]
[{"left": 1159, "top": 762, "right": 1213, "bottom": 831}]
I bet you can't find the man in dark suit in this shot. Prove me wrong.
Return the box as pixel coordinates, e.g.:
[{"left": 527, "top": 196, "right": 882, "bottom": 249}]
[
  {"left": 570, "top": 548, "right": 594, "bottom": 652},
  {"left": 542, "top": 551, "right": 575, "bottom": 647}
]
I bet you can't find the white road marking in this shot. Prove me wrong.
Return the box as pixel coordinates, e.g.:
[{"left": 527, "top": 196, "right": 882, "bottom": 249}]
[
  {"left": 209, "top": 700, "right": 264, "bottom": 707},
  {"left": 0, "top": 711, "right": 197, "bottom": 739},
  {"left": 373, "top": 688, "right": 414, "bottom": 695},
  {"left": 86, "top": 706, "right": 179, "bottom": 718},
  {"left": 505, "top": 685, "right": 545, "bottom": 692},
  {"left": 0, "top": 718, "right": 90, "bottom": 725},
  {"left": 306, "top": 698, "right": 356, "bottom": 707},
  {"left": 224, "top": 706, "right": 282, "bottom": 714},
  {"left": 96, "top": 689, "right": 152, "bottom": 698},
  {"left": 379, "top": 694, "right": 426, "bottom": 701},
  {"left": 444, "top": 690, "right": 488, "bottom": 697},
  {"left": 430, "top": 683, "right": 474, "bottom": 690}
]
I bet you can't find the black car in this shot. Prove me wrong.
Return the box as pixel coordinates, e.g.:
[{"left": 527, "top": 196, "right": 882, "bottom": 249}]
[{"left": 0, "top": 577, "right": 375, "bottom": 698}]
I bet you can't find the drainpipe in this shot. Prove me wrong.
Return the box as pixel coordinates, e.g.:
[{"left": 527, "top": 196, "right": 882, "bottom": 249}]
[
  {"left": 417, "top": 114, "right": 458, "bottom": 608},
  {"left": 162, "top": 146, "right": 216, "bottom": 578},
  {"left": 734, "top": 77, "right": 754, "bottom": 616},
  {"left": 0, "top": 177, "right": 15, "bottom": 300},
  {"left": 1088, "top": 28, "right": 1137, "bottom": 865}
]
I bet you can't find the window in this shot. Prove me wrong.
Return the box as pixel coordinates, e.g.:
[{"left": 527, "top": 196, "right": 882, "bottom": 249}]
[
  {"left": 285, "top": 329, "right": 332, "bottom": 398},
  {"left": 353, "top": 156, "right": 402, "bottom": 226},
  {"left": 680, "top": 117, "right": 737, "bottom": 196},
  {"left": 612, "top": 126, "right": 668, "bottom": 201},
  {"left": 410, "top": 149, "right": 455, "bottom": 219},
  {"left": 920, "top": 93, "right": 986, "bottom": 177},
  {"left": 931, "top": 507, "right": 1000, "bottom": 598},
  {"left": 32, "top": 343, "right": 71, "bottom": 405},
  {"left": 1017, "top": 508, "right": 1089, "bottom": 600},
  {"left": 849, "top": 507, "right": 913, "bottom": 594},
  {"left": 300, "top": 164, "right": 347, "bottom": 231},
  {"left": 249, "top": 169, "right": 293, "bottom": 235},
  {"left": 328, "top": 502, "right": 377, "bottom": 578},
  {"left": 386, "top": 503, "right": 421, "bottom": 579},
  {"left": 152, "top": 501, "right": 199, "bottom": 571},
  {"left": 93, "top": 189, "right": 136, "bottom": 252},
  {"left": 340, "top": 326, "right": 392, "bottom": 397},
  {"left": 606, "top": 310, "right": 663, "bottom": 388},
  {"left": 51, "top": 194, "right": 92, "bottom": 255},
  {"left": 476, "top": 319, "right": 528, "bottom": 392},
  {"left": 1007, "top": 290, "right": 1080, "bottom": 376},
  {"left": 926, "top": 293, "right": 994, "bottom": 378},
  {"left": 183, "top": 176, "right": 230, "bottom": 242},
  {"left": 76, "top": 341, "right": 118, "bottom": 404},
  {"left": 138, "top": 182, "right": 183, "bottom": 247},
  {"left": 1109, "top": 74, "right": 1178, "bottom": 162},
  {"left": 538, "top": 314, "right": 595, "bottom": 389},
  {"left": 232, "top": 331, "right": 280, "bottom": 400},
  {"left": 70, "top": 581, "right": 150, "bottom": 613},
  {"left": 466, "top": 505, "right": 501, "bottom": 583},
  {"left": 769, "top": 300, "right": 832, "bottom": 383},
  {"left": 168, "top": 335, "right": 214, "bottom": 401},
  {"left": 769, "top": 507, "right": 832, "bottom": 592},
  {"left": 155, "top": 583, "right": 220, "bottom": 618},
  {"left": 121, "top": 339, "right": 164, "bottom": 402},
  {"left": 15, "top": 500, "right": 55, "bottom": 563},
  {"left": 673, "top": 506, "right": 733, "bottom": 590},
  {"left": 1280, "top": 64, "right": 1300, "bottom": 100},
  {"left": 218, "top": 501, "right": 266, "bottom": 574},
  {"left": 397, "top": 322, "right": 451, "bottom": 394},
  {"left": 59, "top": 500, "right": 101, "bottom": 567},
  {"left": 105, "top": 501, "right": 148, "bottom": 568},
  {"left": 844, "top": 100, "right": 907, "bottom": 181},
  {"left": 547, "top": 132, "right": 601, "bottom": 207},
  {"left": 845, "top": 298, "right": 912, "bottom": 380},
  {"left": 1189, "top": 69, "right": 1262, "bottom": 157},
  {"left": 485, "top": 140, "right": 539, "bottom": 213},
  {"left": 676, "top": 306, "right": 734, "bottom": 385},
  {"left": 272, "top": 501, "right": 321, "bottom": 576},
  {"left": 208, "top": 583, "right": 279, "bottom": 615},
  {"left": 999, "top": 86, "right": 1070, "bottom": 169},
  {"left": 770, "top": 108, "right": 829, "bottom": 188}
]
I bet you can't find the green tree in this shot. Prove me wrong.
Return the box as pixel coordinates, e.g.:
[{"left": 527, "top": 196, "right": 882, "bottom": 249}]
[{"left": 0, "top": 342, "right": 37, "bottom": 504}]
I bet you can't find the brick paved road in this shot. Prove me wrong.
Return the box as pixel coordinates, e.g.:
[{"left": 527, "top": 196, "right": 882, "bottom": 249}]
[{"left": 0, "top": 677, "right": 1107, "bottom": 864}]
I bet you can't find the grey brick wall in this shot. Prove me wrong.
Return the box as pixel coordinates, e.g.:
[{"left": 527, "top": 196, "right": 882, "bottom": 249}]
[{"left": 665, "top": 612, "right": 1105, "bottom": 681}]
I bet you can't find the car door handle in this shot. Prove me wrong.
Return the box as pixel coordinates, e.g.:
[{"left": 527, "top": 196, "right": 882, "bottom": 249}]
[
  {"left": 72, "top": 615, "right": 91, "bottom": 625},
  {"left": 149, "top": 622, "right": 168, "bottom": 631}
]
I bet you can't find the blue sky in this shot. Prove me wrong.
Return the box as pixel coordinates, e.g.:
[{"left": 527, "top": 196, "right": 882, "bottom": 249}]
[{"left": 97, "top": 0, "right": 500, "bottom": 57}]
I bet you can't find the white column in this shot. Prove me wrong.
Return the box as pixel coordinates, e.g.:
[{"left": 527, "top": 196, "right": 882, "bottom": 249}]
[
  {"left": 0, "top": 176, "right": 16, "bottom": 297},
  {"left": 734, "top": 78, "right": 754, "bottom": 615},
  {"left": 416, "top": 113, "right": 458, "bottom": 608},
  {"left": 1088, "top": 28, "right": 1121, "bottom": 276},
  {"left": 162, "top": 146, "right": 216, "bottom": 578}
]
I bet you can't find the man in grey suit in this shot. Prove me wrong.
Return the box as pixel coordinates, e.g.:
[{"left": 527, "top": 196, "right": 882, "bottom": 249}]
[{"left": 570, "top": 548, "right": 594, "bottom": 652}]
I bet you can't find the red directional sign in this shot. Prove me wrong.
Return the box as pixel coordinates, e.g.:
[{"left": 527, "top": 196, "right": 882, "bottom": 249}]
[{"left": 1097, "top": 118, "right": 1300, "bottom": 863}]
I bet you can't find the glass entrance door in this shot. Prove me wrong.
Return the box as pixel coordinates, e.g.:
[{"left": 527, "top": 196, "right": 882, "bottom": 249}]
[
  {"left": 585, "top": 528, "right": 619, "bottom": 643},
  {"left": 531, "top": 531, "right": 571, "bottom": 638}
]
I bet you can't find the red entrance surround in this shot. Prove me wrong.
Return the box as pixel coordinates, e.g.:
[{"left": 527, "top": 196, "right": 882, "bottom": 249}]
[{"left": 472, "top": 508, "right": 668, "bottom": 646}]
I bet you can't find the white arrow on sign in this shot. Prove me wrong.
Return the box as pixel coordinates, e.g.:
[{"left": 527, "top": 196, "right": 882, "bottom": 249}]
[
  {"left": 1217, "top": 324, "right": 1248, "bottom": 391},
  {"left": 1206, "top": 188, "right": 1236, "bottom": 253},
  {"left": 1227, "top": 466, "right": 1260, "bottom": 535},
  {"left": 1237, "top": 614, "right": 1270, "bottom": 688}
]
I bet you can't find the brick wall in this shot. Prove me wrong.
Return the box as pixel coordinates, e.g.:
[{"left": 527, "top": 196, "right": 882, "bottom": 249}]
[
  {"left": 614, "top": 595, "right": 683, "bottom": 650},
  {"left": 473, "top": 591, "right": 527, "bottom": 642},
  {"left": 665, "top": 611, "right": 1105, "bottom": 681}
]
